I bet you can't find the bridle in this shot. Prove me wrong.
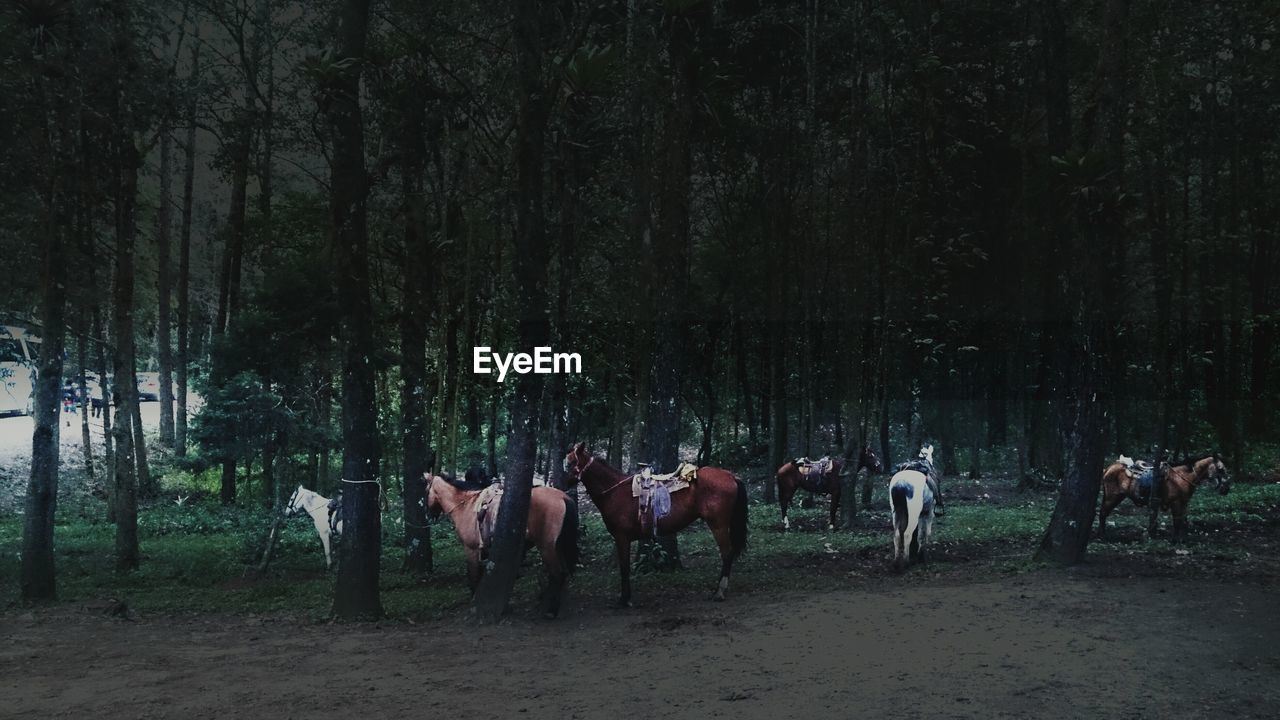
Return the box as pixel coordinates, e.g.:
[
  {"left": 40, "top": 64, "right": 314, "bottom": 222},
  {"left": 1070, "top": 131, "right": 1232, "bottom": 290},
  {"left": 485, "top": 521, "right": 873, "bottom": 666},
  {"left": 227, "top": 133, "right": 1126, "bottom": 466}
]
[
  {"left": 565, "top": 453, "right": 595, "bottom": 484},
  {"left": 566, "top": 453, "right": 631, "bottom": 497}
]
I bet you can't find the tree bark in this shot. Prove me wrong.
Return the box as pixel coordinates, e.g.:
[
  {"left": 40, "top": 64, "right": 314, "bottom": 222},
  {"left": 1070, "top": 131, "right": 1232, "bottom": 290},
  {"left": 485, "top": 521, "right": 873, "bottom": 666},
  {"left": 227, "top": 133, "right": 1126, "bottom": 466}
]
[
  {"left": 22, "top": 155, "right": 68, "bottom": 602},
  {"left": 111, "top": 139, "right": 140, "bottom": 573},
  {"left": 156, "top": 123, "right": 175, "bottom": 447},
  {"left": 175, "top": 34, "right": 199, "bottom": 457},
  {"left": 326, "top": 0, "right": 382, "bottom": 621},
  {"left": 399, "top": 82, "right": 433, "bottom": 575},
  {"left": 473, "top": 0, "right": 551, "bottom": 621}
]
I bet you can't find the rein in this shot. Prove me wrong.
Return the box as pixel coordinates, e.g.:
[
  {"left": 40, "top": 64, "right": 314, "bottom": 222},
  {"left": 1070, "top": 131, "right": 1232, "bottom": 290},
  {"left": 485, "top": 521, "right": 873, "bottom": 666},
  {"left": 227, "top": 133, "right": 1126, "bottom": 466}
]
[{"left": 569, "top": 454, "right": 631, "bottom": 498}]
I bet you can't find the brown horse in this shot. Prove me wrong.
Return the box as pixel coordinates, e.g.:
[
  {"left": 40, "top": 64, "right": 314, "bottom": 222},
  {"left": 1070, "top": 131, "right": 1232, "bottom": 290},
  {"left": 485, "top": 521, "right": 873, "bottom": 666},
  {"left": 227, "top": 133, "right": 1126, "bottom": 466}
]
[
  {"left": 425, "top": 474, "right": 579, "bottom": 618},
  {"left": 775, "top": 445, "right": 884, "bottom": 531},
  {"left": 562, "top": 443, "right": 748, "bottom": 606},
  {"left": 1099, "top": 455, "right": 1230, "bottom": 542}
]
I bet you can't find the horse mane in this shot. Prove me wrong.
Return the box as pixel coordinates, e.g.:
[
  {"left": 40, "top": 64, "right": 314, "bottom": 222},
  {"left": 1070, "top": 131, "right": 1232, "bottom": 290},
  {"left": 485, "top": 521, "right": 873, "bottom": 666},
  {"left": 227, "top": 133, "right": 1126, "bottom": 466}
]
[
  {"left": 438, "top": 474, "right": 488, "bottom": 492},
  {"left": 1167, "top": 453, "right": 1215, "bottom": 470}
]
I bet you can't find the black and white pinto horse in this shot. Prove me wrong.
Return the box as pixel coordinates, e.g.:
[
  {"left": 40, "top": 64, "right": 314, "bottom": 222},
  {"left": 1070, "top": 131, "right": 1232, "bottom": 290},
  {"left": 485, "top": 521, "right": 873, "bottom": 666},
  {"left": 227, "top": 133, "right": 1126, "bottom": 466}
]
[
  {"left": 889, "top": 444, "right": 938, "bottom": 571},
  {"left": 286, "top": 485, "right": 342, "bottom": 568}
]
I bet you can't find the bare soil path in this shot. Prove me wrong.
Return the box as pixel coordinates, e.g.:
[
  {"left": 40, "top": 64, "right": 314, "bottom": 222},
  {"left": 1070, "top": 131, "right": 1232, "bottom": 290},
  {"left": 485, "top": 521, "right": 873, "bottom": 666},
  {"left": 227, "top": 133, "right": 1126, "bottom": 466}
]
[{"left": 3, "top": 568, "right": 1276, "bottom": 719}]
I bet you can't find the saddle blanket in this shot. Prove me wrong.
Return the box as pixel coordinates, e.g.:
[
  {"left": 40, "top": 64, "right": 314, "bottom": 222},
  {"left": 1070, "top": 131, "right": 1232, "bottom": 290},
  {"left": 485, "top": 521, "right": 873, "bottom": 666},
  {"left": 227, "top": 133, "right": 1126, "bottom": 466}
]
[
  {"left": 632, "top": 462, "right": 698, "bottom": 497},
  {"left": 632, "top": 463, "right": 697, "bottom": 535},
  {"left": 474, "top": 483, "right": 504, "bottom": 549}
]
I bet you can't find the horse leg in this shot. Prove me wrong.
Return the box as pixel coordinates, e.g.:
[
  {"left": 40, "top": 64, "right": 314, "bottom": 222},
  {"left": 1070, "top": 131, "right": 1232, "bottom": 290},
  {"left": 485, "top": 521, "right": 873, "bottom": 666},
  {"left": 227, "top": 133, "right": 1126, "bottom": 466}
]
[
  {"left": 828, "top": 482, "right": 840, "bottom": 531},
  {"left": 614, "top": 537, "right": 633, "bottom": 608},
  {"left": 315, "top": 519, "right": 332, "bottom": 569},
  {"left": 537, "top": 539, "right": 566, "bottom": 619},
  {"left": 918, "top": 513, "right": 933, "bottom": 563},
  {"left": 1098, "top": 492, "right": 1121, "bottom": 540},
  {"left": 1170, "top": 503, "right": 1188, "bottom": 543},
  {"left": 779, "top": 480, "right": 794, "bottom": 532},
  {"left": 708, "top": 524, "right": 736, "bottom": 602},
  {"left": 465, "top": 548, "right": 483, "bottom": 594},
  {"left": 892, "top": 518, "right": 904, "bottom": 570},
  {"left": 905, "top": 510, "right": 922, "bottom": 564}
]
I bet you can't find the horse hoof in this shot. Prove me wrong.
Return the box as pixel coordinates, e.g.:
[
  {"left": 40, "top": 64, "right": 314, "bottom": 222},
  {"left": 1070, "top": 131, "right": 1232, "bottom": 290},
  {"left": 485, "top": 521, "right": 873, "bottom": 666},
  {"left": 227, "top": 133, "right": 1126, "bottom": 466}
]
[
  {"left": 616, "top": 599, "right": 633, "bottom": 609},
  {"left": 712, "top": 593, "right": 726, "bottom": 602}
]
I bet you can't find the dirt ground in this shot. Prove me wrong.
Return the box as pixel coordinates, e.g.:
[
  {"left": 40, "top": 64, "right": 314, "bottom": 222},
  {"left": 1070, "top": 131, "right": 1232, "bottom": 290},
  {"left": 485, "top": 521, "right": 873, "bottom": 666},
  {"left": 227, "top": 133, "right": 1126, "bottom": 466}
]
[{"left": 2, "top": 566, "right": 1277, "bottom": 720}]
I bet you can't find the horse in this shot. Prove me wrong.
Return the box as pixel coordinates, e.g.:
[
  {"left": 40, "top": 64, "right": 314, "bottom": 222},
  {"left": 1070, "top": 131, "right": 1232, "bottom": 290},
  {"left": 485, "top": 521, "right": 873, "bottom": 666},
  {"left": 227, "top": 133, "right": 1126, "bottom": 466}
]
[
  {"left": 775, "top": 445, "right": 884, "bottom": 531},
  {"left": 285, "top": 484, "right": 342, "bottom": 569},
  {"left": 425, "top": 474, "right": 579, "bottom": 618},
  {"left": 888, "top": 446, "right": 938, "bottom": 570},
  {"left": 1099, "top": 454, "right": 1229, "bottom": 542},
  {"left": 563, "top": 442, "right": 748, "bottom": 606}
]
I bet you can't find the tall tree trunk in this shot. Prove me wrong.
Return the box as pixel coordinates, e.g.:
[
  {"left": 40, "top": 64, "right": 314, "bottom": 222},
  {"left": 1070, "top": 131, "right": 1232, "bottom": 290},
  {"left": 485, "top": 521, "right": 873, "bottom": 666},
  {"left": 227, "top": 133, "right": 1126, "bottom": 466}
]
[
  {"left": 111, "top": 142, "right": 140, "bottom": 573},
  {"left": 400, "top": 85, "right": 433, "bottom": 575},
  {"left": 473, "top": 0, "right": 551, "bottom": 621},
  {"left": 131, "top": 359, "right": 152, "bottom": 497},
  {"left": 175, "top": 34, "right": 199, "bottom": 456},
  {"left": 1037, "top": 0, "right": 1128, "bottom": 564},
  {"left": 78, "top": 316, "right": 93, "bottom": 477},
  {"left": 22, "top": 143, "right": 69, "bottom": 601},
  {"left": 645, "top": 2, "right": 705, "bottom": 474},
  {"left": 325, "top": 0, "right": 381, "bottom": 620},
  {"left": 156, "top": 124, "right": 175, "bottom": 447}
]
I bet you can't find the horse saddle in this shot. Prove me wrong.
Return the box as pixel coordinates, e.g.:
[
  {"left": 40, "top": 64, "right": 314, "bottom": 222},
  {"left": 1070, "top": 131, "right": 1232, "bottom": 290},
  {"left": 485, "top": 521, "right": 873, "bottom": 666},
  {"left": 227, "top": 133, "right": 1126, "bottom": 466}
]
[
  {"left": 474, "top": 483, "right": 504, "bottom": 551},
  {"left": 327, "top": 495, "right": 342, "bottom": 535},
  {"left": 632, "top": 463, "right": 697, "bottom": 535},
  {"left": 896, "top": 459, "right": 935, "bottom": 477},
  {"left": 796, "top": 456, "right": 834, "bottom": 491}
]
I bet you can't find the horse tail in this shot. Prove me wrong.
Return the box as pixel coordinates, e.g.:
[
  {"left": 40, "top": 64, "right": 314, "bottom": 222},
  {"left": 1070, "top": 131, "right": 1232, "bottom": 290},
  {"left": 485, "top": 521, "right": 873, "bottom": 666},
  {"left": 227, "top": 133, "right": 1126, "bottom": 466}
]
[
  {"left": 891, "top": 482, "right": 910, "bottom": 542},
  {"left": 557, "top": 496, "right": 580, "bottom": 576},
  {"left": 730, "top": 478, "right": 749, "bottom": 559}
]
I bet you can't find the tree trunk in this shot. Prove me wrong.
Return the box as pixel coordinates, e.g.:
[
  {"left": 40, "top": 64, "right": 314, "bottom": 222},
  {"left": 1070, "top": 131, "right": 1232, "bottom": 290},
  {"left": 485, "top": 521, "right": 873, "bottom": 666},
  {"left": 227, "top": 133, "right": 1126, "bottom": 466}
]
[
  {"left": 1036, "top": 0, "right": 1128, "bottom": 564},
  {"left": 326, "top": 0, "right": 382, "bottom": 621},
  {"left": 78, "top": 320, "right": 93, "bottom": 477},
  {"left": 175, "top": 35, "right": 199, "bottom": 456},
  {"left": 645, "top": 3, "right": 706, "bottom": 475},
  {"left": 131, "top": 360, "right": 153, "bottom": 497},
  {"left": 473, "top": 0, "right": 551, "bottom": 621},
  {"left": 22, "top": 164, "right": 68, "bottom": 602},
  {"left": 111, "top": 140, "right": 140, "bottom": 573},
  {"left": 400, "top": 85, "right": 433, "bottom": 575},
  {"left": 156, "top": 123, "right": 175, "bottom": 447}
]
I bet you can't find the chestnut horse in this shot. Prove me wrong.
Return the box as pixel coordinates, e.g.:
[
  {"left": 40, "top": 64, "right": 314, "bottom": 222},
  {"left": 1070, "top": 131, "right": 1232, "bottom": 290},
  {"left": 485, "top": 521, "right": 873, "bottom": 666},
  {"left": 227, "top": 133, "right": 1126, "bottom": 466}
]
[
  {"left": 563, "top": 443, "right": 748, "bottom": 606},
  {"left": 775, "top": 445, "right": 884, "bottom": 531},
  {"left": 1099, "top": 454, "right": 1230, "bottom": 542},
  {"left": 425, "top": 474, "right": 579, "bottom": 618}
]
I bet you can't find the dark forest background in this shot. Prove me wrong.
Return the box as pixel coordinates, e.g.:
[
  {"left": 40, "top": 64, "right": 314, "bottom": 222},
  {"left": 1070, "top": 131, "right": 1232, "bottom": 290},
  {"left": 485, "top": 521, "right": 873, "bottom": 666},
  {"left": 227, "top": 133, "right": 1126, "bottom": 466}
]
[{"left": 3, "top": 0, "right": 1277, "bottom": 615}]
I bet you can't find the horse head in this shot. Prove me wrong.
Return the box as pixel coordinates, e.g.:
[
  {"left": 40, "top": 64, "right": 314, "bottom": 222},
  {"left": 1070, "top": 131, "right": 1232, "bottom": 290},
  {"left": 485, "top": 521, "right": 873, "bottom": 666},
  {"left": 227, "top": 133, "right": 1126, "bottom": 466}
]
[
  {"left": 1209, "top": 455, "right": 1231, "bottom": 495},
  {"left": 424, "top": 473, "right": 445, "bottom": 519},
  {"left": 285, "top": 485, "right": 306, "bottom": 516},
  {"left": 859, "top": 444, "right": 884, "bottom": 474},
  {"left": 562, "top": 442, "right": 594, "bottom": 487}
]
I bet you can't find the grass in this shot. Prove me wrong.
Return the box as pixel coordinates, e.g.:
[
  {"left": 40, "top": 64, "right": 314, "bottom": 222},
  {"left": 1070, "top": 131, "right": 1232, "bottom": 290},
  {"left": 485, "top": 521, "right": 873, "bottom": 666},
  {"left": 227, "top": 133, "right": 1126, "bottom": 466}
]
[{"left": 2, "top": 472, "right": 1278, "bottom": 620}]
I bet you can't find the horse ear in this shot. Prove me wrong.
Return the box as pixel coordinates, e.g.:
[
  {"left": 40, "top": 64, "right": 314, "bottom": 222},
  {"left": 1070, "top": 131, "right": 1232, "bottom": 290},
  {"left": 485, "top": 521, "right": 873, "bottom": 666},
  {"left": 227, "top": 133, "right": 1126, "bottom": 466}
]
[{"left": 573, "top": 441, "right": 585, "bottom": 453}]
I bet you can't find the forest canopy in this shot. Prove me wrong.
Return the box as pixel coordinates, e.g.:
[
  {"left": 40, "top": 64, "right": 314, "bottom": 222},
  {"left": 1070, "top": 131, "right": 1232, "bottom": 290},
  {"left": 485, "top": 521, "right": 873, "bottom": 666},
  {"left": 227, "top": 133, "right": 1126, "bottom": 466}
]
[{"left": 3, "top": 0, "right": 1277, "bottom": 614}]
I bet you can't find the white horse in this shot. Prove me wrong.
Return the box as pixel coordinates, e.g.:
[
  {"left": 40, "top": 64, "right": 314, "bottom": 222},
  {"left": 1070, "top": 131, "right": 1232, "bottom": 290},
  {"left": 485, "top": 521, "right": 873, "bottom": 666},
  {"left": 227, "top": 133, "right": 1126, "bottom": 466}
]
[
  {"left": 286, "top": 485, "right": 341, "bottom": 568},
  {"left": 889, "top": 445, "right": 937, "bottom": 570}
]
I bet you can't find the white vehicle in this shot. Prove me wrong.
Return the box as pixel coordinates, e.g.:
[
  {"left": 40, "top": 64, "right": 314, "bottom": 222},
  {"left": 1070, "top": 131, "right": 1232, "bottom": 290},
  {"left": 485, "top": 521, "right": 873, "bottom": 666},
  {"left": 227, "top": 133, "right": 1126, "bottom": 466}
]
[{"left": 0, "top": 324, "right": 41, "bottom": 417}]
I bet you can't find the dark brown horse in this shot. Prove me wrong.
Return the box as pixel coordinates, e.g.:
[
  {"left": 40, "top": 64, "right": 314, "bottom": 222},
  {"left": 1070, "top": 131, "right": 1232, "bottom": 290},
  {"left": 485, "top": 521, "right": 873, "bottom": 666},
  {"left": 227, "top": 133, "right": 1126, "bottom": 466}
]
[
  {"left": 775, "top": 445, "right": 884, "bottom": 531},
  {"left": 1099, "top": 454, "right": 1229, "bottom": 542},
  {"left": 425, "top": 474, "right": 579, "bottom": 618},
  {"left": 562, "top": 443, "right": 748, "bottom": 606}
]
